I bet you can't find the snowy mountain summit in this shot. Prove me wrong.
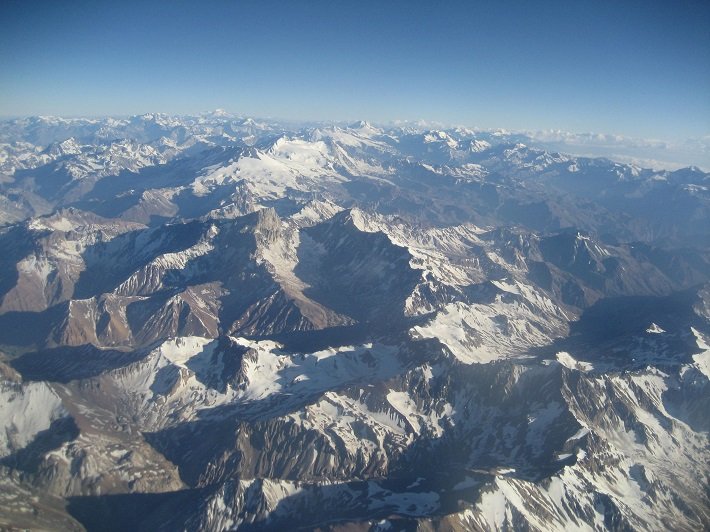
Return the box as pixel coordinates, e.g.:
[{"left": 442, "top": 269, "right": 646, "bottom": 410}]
[{"left": 0, "top": 114, "right": 708, "bottom": 531}]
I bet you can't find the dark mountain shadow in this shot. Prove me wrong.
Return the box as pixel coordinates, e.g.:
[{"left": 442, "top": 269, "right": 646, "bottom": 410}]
[
  {"left": 171, "top": 182, "right": 240, "bottom": 219},
  {"left": 143, "top": 414, "right": 245, "bottom": 486},
  {"left": 628, "top": 243, "right": 710, "bottom": 287},
  {"left": 61, "top": 145, "right": 252, "bottom": 221},
  {"left": 539, "top": 231, "right": 606, "bottom": 289},
  {"left": 261, "top": 314, "right": 429, "bottom": 354},
  {"left": 11, "top": 161, "right": 76, "bottom": 201},
  {"left": 67, "top": 487, "right": 210, "bottom": 532},
  {"left": 0, "top": 225, "right": 43, "bottom": 303},
  {"left": 521, "top": 161, "right": 710, "bottom": 246},
  {"left": 65, "top": 473, "right": 482, "bottom": 532},
  {"left": 73, "top": 220, "right": 204, "bottom": 298},
  {"left": 10, "top": 344, "right": 144, "bottom": 382},
  {"left": 568, "top": 290, "right": 700, "bottom": 342},
  {"left": 662, "top": 370, "right": 710, "bottom": 433},
  {"left": 75, "top": 189, "right": 143, "bottom": 219},
  {"left": 235, "top": 475, "right": 480, "bottom": 532},
  {"left": 0, "top": 303, "right": 67, "bottom": 348},
  {"left": 527, "top": 287, "right": 707, "bottom": 369},
  {"left": 183, "top": 338, "right": 235, "bottom": 393},
  {"left": 261, "top": 196, "right": 311, "bottom": 218},
  {"left": 0, "top": 416, "right": 79, "bottom": 473},
  {"left": 77, "top": 146, "right": 242, "bottom": 206},
  {"left": 294, "top": 213, "right": 422, "bottom": 323},
  {"left": 145, "top": 214, "right": 174, "bottom": 227},
  {"left": 497, "top": 199, "right": 562, "bottom": 232}
]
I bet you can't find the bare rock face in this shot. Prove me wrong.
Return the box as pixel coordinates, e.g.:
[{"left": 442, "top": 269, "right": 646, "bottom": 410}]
[{"left": 0, "top": 114, "right": 709, "bottom": 530}]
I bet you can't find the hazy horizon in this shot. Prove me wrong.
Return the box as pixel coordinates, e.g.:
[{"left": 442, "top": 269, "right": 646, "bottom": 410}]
[{"left": 2, "top": 109, "right": 707, "bottom": 171}]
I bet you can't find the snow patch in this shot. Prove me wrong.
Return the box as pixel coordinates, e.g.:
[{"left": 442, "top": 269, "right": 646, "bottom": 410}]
[
  {"left": 556, "top": 352, "right": 594, "bottom": 372},
  {"left": 690, "top": 327, "right": 710, "bottom": 378}
]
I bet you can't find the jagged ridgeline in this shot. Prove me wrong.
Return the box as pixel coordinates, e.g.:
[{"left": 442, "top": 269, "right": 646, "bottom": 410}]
[{"left": 0, "top": 114, "right": 709, "bottom": 531}]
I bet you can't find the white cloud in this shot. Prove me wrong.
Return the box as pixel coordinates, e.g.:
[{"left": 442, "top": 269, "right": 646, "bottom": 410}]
[{"left": 522, "top": 130, "right": 710, "bottom": 171}]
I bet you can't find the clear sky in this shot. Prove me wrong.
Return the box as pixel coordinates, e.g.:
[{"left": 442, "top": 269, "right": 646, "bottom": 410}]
[{"left": 1, "top": 0, "right": 708, "bottom": 140}]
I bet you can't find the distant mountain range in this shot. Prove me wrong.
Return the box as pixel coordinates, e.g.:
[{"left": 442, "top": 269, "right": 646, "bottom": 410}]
[{"left": 0, "top": 113, "right": 708, "bottom": 531}]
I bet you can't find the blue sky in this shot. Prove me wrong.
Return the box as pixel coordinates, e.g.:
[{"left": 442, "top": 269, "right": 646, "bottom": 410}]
[{"left": 1, "top": 0, "right": 708, "bottom": 140}]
